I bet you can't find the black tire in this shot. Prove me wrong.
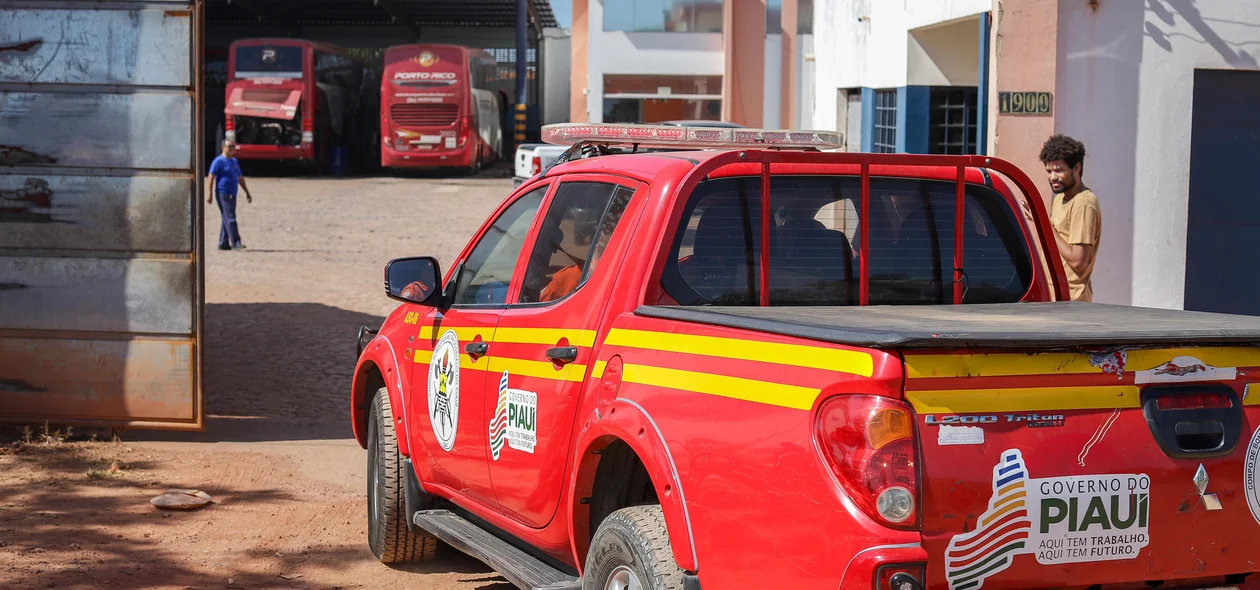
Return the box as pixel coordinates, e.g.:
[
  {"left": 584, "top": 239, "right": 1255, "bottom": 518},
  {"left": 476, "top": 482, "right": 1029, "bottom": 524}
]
[
  {"left": 582, "top": 506, "right": 685, "bottom": 590},
  {"left": 367, "top": 388, "right": 439, "bottom": 563}
]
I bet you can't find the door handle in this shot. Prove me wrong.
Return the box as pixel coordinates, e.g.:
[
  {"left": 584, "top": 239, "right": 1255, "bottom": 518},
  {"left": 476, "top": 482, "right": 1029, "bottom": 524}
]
[
  {"left": 464, "top": 341, "right": 488, "bottom": 357},
  {"left": 546, "top": 346, "right": 578, "bottom": 364}
]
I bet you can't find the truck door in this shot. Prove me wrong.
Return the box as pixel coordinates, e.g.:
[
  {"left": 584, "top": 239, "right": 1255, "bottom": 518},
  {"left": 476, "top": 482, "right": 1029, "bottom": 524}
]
[
  {"left": 408, "top": 184, "right": 548, "bottom": 508},
  {"left": 488, "top": 178, "right": 642, "bottom": 528}
]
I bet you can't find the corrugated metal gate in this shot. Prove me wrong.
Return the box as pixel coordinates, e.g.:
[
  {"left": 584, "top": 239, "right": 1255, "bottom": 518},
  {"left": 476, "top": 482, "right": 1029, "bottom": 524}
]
[{"left": 0, "top": 1, "right": 204, "bottom": 430}]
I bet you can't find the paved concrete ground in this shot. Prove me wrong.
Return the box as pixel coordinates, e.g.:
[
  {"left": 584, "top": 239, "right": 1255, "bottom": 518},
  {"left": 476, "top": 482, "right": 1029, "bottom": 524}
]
[{"left": 1, "top": 168, "right": 520, "bottom": 589}]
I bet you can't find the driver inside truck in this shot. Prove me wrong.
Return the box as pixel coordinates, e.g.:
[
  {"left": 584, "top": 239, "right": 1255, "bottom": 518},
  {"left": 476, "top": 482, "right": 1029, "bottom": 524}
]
[{"left": 538, "top": 206, "right": 601, "bottom": 302}]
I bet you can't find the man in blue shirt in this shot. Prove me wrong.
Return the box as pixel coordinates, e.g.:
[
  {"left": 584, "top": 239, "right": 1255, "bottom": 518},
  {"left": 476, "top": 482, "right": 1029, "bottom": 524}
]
[{"left": 207, "top": 140, "right": 254, "bottom": 250}]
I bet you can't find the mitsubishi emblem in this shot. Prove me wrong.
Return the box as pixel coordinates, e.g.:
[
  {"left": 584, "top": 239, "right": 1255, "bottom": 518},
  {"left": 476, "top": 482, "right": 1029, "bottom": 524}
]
[{"left": 1180, "top": 463, "right": 1223, "bottom": 512}]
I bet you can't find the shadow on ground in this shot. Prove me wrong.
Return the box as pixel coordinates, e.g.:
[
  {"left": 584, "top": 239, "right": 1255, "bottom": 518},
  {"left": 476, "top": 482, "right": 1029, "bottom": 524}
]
[
  {"left": 123, "top": 302, "right": 383, "bottom": 444},
  {"left": 0, "top": 443, "right": 511, "bottom": 589}
]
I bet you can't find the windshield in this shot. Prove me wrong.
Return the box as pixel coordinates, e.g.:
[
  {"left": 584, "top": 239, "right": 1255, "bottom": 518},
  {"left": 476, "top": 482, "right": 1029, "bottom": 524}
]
[{"left": 235, "top": 45, "right": 304, "bottom": 79}]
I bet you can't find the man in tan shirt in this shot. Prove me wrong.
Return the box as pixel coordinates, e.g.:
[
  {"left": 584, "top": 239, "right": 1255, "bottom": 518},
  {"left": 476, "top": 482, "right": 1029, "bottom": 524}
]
[{"left": 1040, "top": 134, "right": 1101, "bottom": 301}]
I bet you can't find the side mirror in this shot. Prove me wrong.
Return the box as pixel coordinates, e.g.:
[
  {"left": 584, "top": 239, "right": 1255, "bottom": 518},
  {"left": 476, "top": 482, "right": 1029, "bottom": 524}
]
[{"left": 384, "top": 256, "right": 442, "bottom": 306}]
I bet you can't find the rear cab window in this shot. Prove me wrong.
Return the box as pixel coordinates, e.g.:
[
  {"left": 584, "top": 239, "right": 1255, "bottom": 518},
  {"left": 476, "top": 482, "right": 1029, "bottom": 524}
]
[{"left": 660, "top": 175, "right": 1035, "bottom": 306}]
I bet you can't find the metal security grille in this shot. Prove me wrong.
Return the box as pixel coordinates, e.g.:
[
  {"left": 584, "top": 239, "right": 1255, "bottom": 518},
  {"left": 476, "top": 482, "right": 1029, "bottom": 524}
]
[
  {"left": 873, "top": 89, "right": 898, "bottom": 153},
  {"left": 930, "top": 87, "right": 979, "bottom": 155},
  {"left": 390, "top": 103, "right": 460, "bottom": 127},
  {"left": 241, "top": 88, "right": 292, "bottom": 103},
  {"left": 484, "top": 47, "right": 538, "bottom": 82}
]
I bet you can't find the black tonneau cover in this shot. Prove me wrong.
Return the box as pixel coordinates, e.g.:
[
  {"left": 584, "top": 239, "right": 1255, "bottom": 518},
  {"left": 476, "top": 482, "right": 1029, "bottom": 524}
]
[{"left": 635, "top": 302, "right": 1260, "bottom": 349}]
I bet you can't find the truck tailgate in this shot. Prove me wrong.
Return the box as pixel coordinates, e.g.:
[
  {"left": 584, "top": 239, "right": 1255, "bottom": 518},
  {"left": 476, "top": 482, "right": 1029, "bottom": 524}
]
[
  {"left": 636, "top": 303, "right": 1260, "bottom": 587},
  {"left": 908, "top": 346, "right": 1260, "bottom": 589}
]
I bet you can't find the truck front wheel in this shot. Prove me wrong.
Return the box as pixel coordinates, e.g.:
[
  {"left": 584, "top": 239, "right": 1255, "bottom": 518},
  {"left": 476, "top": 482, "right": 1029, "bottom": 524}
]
[
  {"left": 583, "top": 506, "right": 685, "bottom": 590},
  {"left": 367, "top": 387, "right": 438, "bottom": 563}
]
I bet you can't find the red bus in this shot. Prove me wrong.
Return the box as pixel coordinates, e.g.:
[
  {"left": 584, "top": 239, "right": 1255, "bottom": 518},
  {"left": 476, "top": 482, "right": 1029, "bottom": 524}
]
[
  {"left": 380, "top": 44, "right": 504, "bottom": 173},
  {"left": 225, "top": 38, "right": 377, "bottom": 170}
]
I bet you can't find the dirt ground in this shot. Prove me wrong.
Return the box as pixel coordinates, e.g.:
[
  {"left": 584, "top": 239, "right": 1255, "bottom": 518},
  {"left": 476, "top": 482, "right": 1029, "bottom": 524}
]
[{"left": 0, "top": 167, "right": 518, "bottom": 590}]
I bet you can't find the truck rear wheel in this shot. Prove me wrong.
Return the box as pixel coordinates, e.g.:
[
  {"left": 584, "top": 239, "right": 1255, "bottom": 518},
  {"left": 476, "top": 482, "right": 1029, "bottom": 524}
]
[
  {"left": 583, "top": 506, "right": 685, "bottom": 590},
  {"left": 367, "top": 388, "right": 438, "bottom": 563}
]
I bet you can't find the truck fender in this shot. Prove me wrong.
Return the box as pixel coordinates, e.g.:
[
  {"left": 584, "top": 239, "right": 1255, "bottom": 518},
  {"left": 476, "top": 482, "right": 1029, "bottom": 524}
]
[
  {"left": 567, "top": 398, "right": 699, "bottom": 574},
  {"left": 351, "top": 336, "right": 412, "bottom": 458}
]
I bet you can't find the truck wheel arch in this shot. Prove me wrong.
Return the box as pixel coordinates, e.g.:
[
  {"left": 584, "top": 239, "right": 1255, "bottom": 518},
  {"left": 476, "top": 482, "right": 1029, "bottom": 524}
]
[
  {"left": 352, "top": 339, "right": 411, "bottom": 458},
  {"left": 568, "top": 400, "right": 699, "bottom": 575}
]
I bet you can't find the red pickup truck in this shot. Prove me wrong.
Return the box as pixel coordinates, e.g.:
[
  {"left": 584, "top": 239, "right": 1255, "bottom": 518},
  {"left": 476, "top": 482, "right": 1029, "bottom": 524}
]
[{"left": 351, "top": 123, "right": 1260, "bottom": 590}]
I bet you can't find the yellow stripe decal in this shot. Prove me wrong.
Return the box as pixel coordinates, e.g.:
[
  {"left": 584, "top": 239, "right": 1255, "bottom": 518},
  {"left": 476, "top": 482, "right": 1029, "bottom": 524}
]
[
  {"left": 488, "top": 357, "right": 588, "bottom": 382},
  {"left": 592, "top": 360, "right": 608, "bottom": 379},
  {"left": 492, "top": 327, "right": 597, "bottom": 348},
  {"left": 622, "top": 363, "right": 820, "bottom": 410},
  {"left": 415, "top": 354, "right": 587, "bottom": 382},
  {"left": 906, "top": 347, "right": 1260, "bottom": 379},
  {"left": 417, "top": 325, "right": 596, "bottom": 347},
  {"left": 905, "top": 353, "right": 1099, "bottom": 379},
  {"left": 1126, "top": 348, "right": 1260, "bottom": 371},
  {"left": 416, "top": 326, "right": 488, "bottom": 343},
  {"left": 906, "top": 386, "right": 1141, "bottom": 414},
  {"left": 607, "top": 329, "right": 874, "bottom": 378}
]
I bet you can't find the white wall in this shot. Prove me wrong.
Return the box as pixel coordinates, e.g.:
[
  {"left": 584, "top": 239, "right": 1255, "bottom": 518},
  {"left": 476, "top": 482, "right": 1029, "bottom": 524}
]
[
  {"left": 798, "top": 34, "right": 814, "bottom": 128},
  {"left": 587, "top": 0, "right": 725, "bottom": 122},
  {"left": 1054, "top": 0, "right": 1260, "bottom": 309},
  {"left": 543, "top": 27, "right": 571, "bottom": 124},
  {"left": 764, "top": 34, "right": 783, "bottom": 128},
  {"left": 907, "top": 17, "right": 980, "bottom": 86},
  {"left": 811, "top": 0, "right": 988, "bottom": 131}
]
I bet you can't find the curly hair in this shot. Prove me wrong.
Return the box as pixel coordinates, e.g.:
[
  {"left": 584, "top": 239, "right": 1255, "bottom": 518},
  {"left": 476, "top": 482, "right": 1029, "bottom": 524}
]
[{"left": 1039, "top": 134, "right": 1086, "bottom": 172}]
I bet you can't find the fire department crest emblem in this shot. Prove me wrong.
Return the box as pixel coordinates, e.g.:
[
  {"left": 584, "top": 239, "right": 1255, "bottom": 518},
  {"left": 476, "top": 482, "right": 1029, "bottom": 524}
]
[
  {"left": 427, "top": 330, "right": 461, "bottom": 451},
  {"left": 416, "top": 51, "right": 437, "bottom": 67}
]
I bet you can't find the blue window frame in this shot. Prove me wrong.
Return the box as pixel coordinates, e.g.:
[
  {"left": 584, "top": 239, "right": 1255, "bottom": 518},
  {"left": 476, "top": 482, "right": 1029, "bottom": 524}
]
[{"left": 873, "top": 89, "right": 898, "bottom": 153}]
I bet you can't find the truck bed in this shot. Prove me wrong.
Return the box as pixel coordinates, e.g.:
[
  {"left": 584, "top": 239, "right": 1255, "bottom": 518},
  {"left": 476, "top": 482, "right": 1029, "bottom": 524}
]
[{"left": 636, "top": 302, "right": 1260, "bottom": 349}]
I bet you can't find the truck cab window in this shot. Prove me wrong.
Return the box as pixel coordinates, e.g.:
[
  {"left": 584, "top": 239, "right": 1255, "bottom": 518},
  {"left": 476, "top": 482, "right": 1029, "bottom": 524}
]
[
  {"left": 518, "top": 183, "right": 635, "bottom": 304},
  {"left": 662, "top": 175, "right": 1033, "bottom": 306},
  {"left": 452, "top": 187, "right": 546, "bottom": 305}
]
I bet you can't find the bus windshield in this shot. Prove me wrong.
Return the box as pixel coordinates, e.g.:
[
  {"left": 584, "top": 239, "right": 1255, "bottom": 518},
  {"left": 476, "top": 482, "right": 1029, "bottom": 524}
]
[{"left": 235, "top": 45, "right": 304, "bottom": 78}]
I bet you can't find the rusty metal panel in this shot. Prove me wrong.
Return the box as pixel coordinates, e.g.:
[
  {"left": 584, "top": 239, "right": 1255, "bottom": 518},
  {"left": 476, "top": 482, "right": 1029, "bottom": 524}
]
[
  {"left": 0, "top": 7, "right": 191, "bottom": 86},
  {"left": 0, "top": 257, "right": 193, "bottom": 334},
  {"left": 0, "top": 93, "right": 192, "bottom": 170},
  {"left": 0, "top": 175, "right": 193, "bottom": 252},
  {"left": 0, "top": 337, "right": 195, "bottom": 424},
  {"left": 0, "top": 0, "right": 203, "bottom": 430}
]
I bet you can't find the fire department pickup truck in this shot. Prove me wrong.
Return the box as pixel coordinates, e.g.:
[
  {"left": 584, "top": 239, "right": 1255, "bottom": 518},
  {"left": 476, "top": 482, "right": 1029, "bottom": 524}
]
[{"left": 351, "top": 123, "right": 1260, "bottom": 590}]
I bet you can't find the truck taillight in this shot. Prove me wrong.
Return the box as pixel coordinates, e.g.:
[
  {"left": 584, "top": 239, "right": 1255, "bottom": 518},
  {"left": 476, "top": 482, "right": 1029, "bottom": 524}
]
[
  {"left": 301, "top": 117, "right": 314, "bottom": 144},
  {"left": 225, "top": 117, "right": 234, "bottom": 131},
  {"left": 1155, "top": 391, "right": 1232, "bottom": 411},
  {"left": 531, "top": 155, "right": 541, "bottom": 175},
  {"left": 815, "top": 395, "right": 918, "bottom": 530}
]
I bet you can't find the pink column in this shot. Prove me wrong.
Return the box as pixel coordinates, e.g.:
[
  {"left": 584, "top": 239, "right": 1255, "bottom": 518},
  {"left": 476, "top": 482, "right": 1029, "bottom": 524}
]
[
  {"left": 989, "top": 0, "right": 1058, "bottom": 206},
  {"left": 780, "top": 0, "right": 798, "bottom": 128},
  {"left": 722, "top": 0, "right": 766, "bottom": 127},
  {"left": 569, "top": 0, "right": 589, "bottom": 123}
]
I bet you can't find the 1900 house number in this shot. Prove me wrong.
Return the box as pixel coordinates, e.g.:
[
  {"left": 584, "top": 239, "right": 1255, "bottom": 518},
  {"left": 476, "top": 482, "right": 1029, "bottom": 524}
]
[{"left": 999, "top": 91, "right": 1053, "bottom": 115}]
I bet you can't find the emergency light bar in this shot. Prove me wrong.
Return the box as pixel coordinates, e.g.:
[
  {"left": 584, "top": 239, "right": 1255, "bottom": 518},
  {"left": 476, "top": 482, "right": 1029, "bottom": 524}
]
[{"left": 541, "top": 123, "right": 844, "bottom": 151}]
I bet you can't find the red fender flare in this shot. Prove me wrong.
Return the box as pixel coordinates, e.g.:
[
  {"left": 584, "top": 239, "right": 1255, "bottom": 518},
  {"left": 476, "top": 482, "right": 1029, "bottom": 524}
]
[
  {"left": 567, "top": 398, "right": 699, "bottom": 575},
  {"left": 351, "top": 336, "right": 412, "bottom": 458}
]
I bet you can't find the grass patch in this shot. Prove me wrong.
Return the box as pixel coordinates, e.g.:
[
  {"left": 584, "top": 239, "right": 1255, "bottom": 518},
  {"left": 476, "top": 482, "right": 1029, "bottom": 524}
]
[{"left": 85, "top": 458, "right": 125, "bottom": 480}]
